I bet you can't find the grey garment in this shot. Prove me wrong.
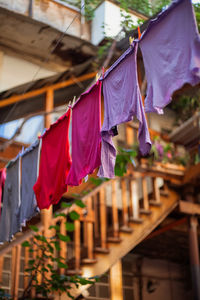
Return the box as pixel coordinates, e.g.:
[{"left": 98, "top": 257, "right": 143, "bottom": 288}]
[
  {"left": 20, "top": 140, "right": 40, "bottom": 227},
  {"left": 0, "top": 157, "right": 21, "bottom": 243}
]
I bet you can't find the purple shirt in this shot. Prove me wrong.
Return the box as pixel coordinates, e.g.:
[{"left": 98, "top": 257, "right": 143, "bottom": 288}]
[
  {"left": 98, "top": 42, "right": 151, "bottom": 178},
  {"left": 140, "top": 0, "right": 200, "bottom": 114}
]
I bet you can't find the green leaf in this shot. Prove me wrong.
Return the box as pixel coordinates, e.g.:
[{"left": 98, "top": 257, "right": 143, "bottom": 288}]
[
  {"left": 53, "top": 212, "right": 66, "bottom": 218},
  {"left": 58, "top": 234, "right": 71, "bottom": 242},
  {"left": 57, "top": 262, "right": 68, "bottom": 269},
  {"left": 22, "top": 241, "right": 30, "bottom": 247},
  {"left": 75, "top": 199, "right": 86, "bottom": 208},
  {"left": 28, "top": 259, "right": 35, "bottom": 265},
  {"left": 61, "top": 202, "right": 73, "bottom": 208},
  {"left": 65, "top": 222, "right": 75, "bottom": 232},
  {"left": 69, "top": 211, "right": 80, "bottom": 221},
  {"left": 53, "top": 241, "right": 61, "bottom": 251},
  {"left": 35, "top": 235, "right": 47, "bottom": 242},
  {"left": 29, "top": 225, "right": 39, "bottom": 232},
  {"left": 49, "top": 225, "right": 60, "bottom": 231}
]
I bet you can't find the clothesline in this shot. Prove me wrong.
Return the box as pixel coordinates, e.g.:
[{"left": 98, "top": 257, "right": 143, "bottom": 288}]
[{"left": 0, "top": 0, "right": 199, "bottom": 244}]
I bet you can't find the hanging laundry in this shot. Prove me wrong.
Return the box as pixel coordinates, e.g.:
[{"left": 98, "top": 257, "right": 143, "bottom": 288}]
[
  {"left": 0, "top": 168, "right": 6, "bottom": 216},
  {"left": 33, "top": 110, "right": 72, "bottom": 210},
  {"left": 98, "top": 42, "right": 151, "bottom": 178},
  {"left": 66, "top": 81, "right": 102, "bottom": 186},
  {"left": 0, "top": 157, "right": 21, "bottom": 243},
  {"left": 139, "top": 0, "right": 200, "bottom": 114},
  {"left": 20, "top": 140, "right": 40, "bottom": 227}
]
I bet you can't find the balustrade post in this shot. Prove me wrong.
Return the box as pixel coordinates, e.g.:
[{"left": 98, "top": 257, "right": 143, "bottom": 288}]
[{"left": 130, "top": 179, "right": 142, "bottom": 223}]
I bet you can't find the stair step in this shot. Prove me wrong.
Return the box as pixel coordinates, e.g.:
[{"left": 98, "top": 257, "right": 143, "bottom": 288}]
[
  {"left": 129, "top": 217, "right": 143, "bottom": 224},
  {"left": 120, "top": 226, "right": 133, "bottom": 233},
  {"left": 82, "top": 258, "right": 97, "bottom": 264},
  {"left": 139, "top": 209, "right": 152, "bottom": 215},
  {"left": 94, "top": 247, "right": 110, "bottom": 254},
  {"left": 66, "top": 269, "right": 82, "bottom": 275},
  {"left": 160, "top": 190, "right": 169, "bottom": 197},
  {"left": 149, "top": 200, "right": 162, "bottom": 207},
  {"left": 107, "top": 236, "right": 122, "bottom": 243}
]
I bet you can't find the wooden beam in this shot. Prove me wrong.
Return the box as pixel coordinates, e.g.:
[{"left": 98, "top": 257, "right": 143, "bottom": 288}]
[
  {"left": 110, "top": 259, "right": 123, "bottom": 300},
  {"left": 179, "top": 201, "right": 200, "bottom": 215},
  {"left": 0, "top": 72, "right": 96, "bottom": 109}
]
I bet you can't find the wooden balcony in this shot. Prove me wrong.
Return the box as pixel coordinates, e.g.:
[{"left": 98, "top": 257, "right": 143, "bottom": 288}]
[{"left": 0, "top": 169, "right": 181, "bottom": 299}]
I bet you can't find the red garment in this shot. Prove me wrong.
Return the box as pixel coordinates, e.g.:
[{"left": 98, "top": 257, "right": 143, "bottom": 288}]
[
  {"left": 33, "top": 110, "right": 72, "bottom": 209},
  {"left": 66, "top": 81, "right": 102, "bottom": 186},
  {"left": 0, "top": 168, "right": 6, "bottom": 215}
]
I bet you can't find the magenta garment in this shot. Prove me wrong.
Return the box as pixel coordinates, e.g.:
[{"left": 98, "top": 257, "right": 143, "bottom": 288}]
[
  {"left": 0, "top": 168, "right": 6, "bottom": 216},
  {"left": 66, "top": 81, "right": 102, "bottom": 186},
  {"left": 98, "top": 42, "right": 151, "bottom": 179},
  {"left": 140, "top": 0, "right": 200, "bottom": 114}
]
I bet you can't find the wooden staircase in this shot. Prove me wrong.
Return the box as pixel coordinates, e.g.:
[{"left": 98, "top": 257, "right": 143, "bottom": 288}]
[{"left": 0, "top": 172, "right": 180, "bottom": 299}]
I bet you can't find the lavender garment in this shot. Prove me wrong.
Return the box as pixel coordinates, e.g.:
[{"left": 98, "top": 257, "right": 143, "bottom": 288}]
[
  {"left": 98, "top": 42, "right": 151, "bottom": 178},
  {"left": 20, "top": 140, "right": 40, "bottom": 227},
  {"left": 0, "top": 157, "right": 21, "bottom": 243},
  {"left": 140, "top": 0, "right": 200, "bottom": 114}
]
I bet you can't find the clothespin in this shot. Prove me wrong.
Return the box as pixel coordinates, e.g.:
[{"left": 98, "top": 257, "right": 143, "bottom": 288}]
[
  {"left": 72, "top": 96, "right": 76, "bottom": 106},
  {"left": 68, "top": 96, "right": 76, "bottom": 110},
  {"left": 96, "top": 73, "right": 100, "bottom": 82},
  {"left": 138, "top": 26, "right": 141, "bottom": 40},
  {"left": 129, "top": 36, "right": 134, "bottom": 46}
]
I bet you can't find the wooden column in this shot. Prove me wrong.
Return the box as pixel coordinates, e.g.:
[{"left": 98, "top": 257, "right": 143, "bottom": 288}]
[
  {"left": 121, "top": 179, "right": 129, "bottom": 228},
  {"left": 142, "top": 177, "right": 149, "bottom": 210},
  {"left": 11, "top": 245, "right": 21, "bottom": 300},
  {"left": 99, "top": 188, "right": 107, "bottom": 250},
  {"left": 0, "top": 256, "right": 4, "bottom": 283},
  {"left": 74, "top": 220, "right": 81, "bottom": 271},
  {"left": 60, "top": 218, "right": 67, "bottom": 275},
  {"left": 121, "top": 179, "right": 132, "bottom": 233},
  {"left": 24, "top": 246, "right": 29, "bottom": 290},
  {"left": 140, "top": 177, "right": 151, "bottom": 215},
  {"left": 110, "top": 259, "right": 123, "bottom": 300},
  {"left": 150, "top": 177, "right": 161, "bottom": 206},
  {"left": 130, "top": 180, "right": 142, "bottom": 223},
  {"left": 41, "top": 89, "right": 53, "bottom": 238},
  {"left": 94, "top": 193, "right": 99, "bottom": 240},
  {"left": 111, "top": 180, "right": 119, "bottom": 239},
  {"left": 82, "top": 197, "right": 96, "bottom": 263},
  {"left": 189, "top": 216, "right": 200, "bottom": 300}
]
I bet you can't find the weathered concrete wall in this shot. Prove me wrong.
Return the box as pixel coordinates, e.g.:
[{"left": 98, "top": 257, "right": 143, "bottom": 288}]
[
  {"left": 0, "top": 51, "right": 56, "bottom": 92},
  {"left": 0, "top": 0, "right": 91, "bottom": 41}
]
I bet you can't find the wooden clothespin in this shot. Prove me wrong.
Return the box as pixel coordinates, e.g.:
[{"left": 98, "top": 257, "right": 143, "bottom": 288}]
[
  {"left": 129, "top": 36, "right": 134, "bottom": 46},
  {"left": 138, "top": 26, "right": 141, "bottom": 40},
  {"left": 96, "top": 72, "right": 100, "bottom": 82},
  {"left": 72, "top": 96, "right": 76, "bottom": 106}
]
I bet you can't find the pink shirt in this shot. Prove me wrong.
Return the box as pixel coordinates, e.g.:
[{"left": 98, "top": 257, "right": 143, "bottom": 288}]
[{"left": 66, "top": 81, "right": 102, "bottom": 186}]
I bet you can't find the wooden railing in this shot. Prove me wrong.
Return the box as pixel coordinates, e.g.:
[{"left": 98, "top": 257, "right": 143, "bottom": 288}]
[{"left": 0, "top": 172, "right": 172, "bottom": 299}]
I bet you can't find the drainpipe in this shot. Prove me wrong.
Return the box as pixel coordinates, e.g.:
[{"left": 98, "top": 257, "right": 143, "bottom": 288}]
[{"left": 28, "top": 0, "right": 33, "bottom": 17}]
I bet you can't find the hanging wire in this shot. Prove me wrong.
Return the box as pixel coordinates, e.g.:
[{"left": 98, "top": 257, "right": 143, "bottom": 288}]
[{"left": 1, "top": 3, "right": 85, "bottom": 124}]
